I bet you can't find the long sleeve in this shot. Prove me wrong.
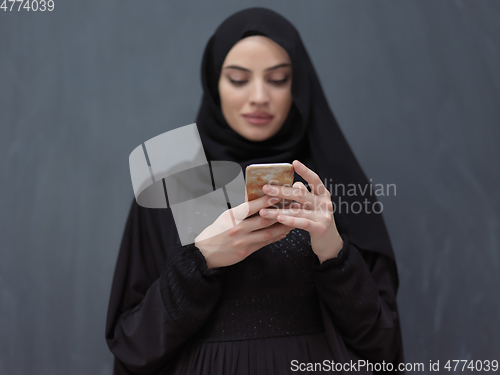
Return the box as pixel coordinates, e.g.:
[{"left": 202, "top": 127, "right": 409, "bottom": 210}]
[
  {"left": 105, "top": 199, "right": 227, "bottom": 375},
  {"left": 311, "top": 233, "right": 404, "bottom": 372}
]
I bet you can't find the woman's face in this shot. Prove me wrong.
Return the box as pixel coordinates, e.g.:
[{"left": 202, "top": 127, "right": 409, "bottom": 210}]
[{"left": 218, "top": 35, "right": 293, "bottom": 142}]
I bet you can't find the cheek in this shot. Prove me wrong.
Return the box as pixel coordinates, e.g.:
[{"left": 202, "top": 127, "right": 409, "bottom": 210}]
[
  {"left": 272, "top": 90, "right": 293, "bottom": 118},
  {"left": 219, "top": 83, "right": 247, "bottom": 113}
]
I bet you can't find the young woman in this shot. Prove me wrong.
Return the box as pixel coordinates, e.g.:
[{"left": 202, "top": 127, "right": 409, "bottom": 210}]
[{"left": 106, "top": 7, "right": 404, "bottom": 374}]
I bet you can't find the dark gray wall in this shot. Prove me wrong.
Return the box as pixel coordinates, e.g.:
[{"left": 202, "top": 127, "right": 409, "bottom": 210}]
[{"left": 1, "top": 1, "right": 499, "bottom": 374}]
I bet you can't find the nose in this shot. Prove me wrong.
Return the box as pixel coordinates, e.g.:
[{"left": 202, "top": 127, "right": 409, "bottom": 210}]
[{"left": 248, "top": 79, "right": 270, "bottom": 106}]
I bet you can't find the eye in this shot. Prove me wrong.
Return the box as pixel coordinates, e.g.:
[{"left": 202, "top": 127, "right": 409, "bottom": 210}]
[
  {"left": 269, "top": 77, "right": 289, "bottom": 85},
  {"left": 228, "top": 78, "right": 247, "bottom": 86}
]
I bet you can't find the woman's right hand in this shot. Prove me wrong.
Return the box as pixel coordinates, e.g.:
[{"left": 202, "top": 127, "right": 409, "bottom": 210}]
[{"left": 194, "top": 195, "right": 294, "bottom": 269}]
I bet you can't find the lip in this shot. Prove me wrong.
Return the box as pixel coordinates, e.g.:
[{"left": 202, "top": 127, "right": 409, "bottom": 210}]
[{"left": 242, "top": 111, "right": 274, "bottom": 125}]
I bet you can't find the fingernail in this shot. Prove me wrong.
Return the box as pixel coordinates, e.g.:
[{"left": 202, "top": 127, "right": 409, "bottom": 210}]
[
  {"left": 261, "top": 209, "right": 269, "bottom": 216},
  {"left": 270, "top": 197, "right": 280, "bottom": 204}
]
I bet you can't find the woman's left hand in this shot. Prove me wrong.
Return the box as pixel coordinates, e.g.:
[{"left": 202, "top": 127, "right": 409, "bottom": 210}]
[{"left": 259, "top": 160, "right": 344, "bottom": 264}]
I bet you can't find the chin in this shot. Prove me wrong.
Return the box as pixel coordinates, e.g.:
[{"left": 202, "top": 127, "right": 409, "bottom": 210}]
[
  {"left": 242, "top": 123, "right": 283, "bottom": 142},
  {"left": 228, "top": 117, "right": 283, "bottom": 142},
  {"left": 241, "top": 129, "right": 276, "bottom": 142}
]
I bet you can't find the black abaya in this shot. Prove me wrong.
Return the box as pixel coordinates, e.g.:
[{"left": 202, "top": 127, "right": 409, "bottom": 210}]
[
  {"left": 106, "top": 200, "right": 403, "bottom": 374},
  {"left": 106, "top": 7, "right": 405, "bottom": 375}
]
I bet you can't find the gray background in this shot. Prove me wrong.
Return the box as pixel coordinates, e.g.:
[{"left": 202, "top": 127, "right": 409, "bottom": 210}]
[{"left": 1, "top": 0, "right": 499, "bottom": 374}]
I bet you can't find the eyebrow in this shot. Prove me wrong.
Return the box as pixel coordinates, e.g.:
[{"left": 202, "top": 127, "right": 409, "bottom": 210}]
[{"left": 223, "top": 63, "right": 292, "bottom": 72}]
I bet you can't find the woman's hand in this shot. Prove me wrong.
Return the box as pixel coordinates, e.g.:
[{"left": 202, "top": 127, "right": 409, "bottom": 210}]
[
  {"left": 194, "top": 195, "right": 294, "bottom": 269},
  {"left": 259, "top": 160, "right": 343, "bottom": 264}
]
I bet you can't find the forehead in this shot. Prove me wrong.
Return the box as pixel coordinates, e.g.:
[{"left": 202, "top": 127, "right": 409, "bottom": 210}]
[{"left": 222, "top": 35, "right": 291, "bottom": 68}]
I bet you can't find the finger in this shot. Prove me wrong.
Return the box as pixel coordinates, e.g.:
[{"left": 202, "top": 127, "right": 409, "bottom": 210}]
[
  {"left": 244, "top": 213, "right": 278, "bottom": 232},
  {"left": 284, "top": 184, "right": 302, "bottom": 209},
  {"left": 260, "top": 198, "right": 296, "bottom": 215},
  {"left": 275, "top": 215, "right": 325, "bottom": 237},
  {"left": 232, "top": 194, "right": 281, "bottom": 220},
  {"left": 245, "top": 222, "right": 294, "bottom": 245},
  {"left": 270, "top": 200, "right": 296, "bottom": 210},
  {"left": 263, "top": 184, "right": 313, "bottom": 207},
  {"left": 291, "top": 182, "right": 306, "bottom": 208},
  {"left": 260, "top": 207, "right": 319, "bottom": 221},
  {"left": 293, "top": 181, "right": 308, "bottom": 191},
  {"left": 260, "top": 185, "right": 299, "bottom": 209},
  {"left": 282, "top": 201, "right": 295, "bottom": 209},
  {"left": 263, "top": 184, "right": 333, "bottom": 213},
  {"left": 292, "top": 160, "right": 330, "bottom": 197}
]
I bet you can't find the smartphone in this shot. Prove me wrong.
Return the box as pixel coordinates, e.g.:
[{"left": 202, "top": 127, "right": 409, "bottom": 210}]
[{"left": 245, "top": 163, "right": 294, "bottom": 206}]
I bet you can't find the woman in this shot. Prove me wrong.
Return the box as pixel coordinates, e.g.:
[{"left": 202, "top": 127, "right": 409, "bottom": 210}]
[{"left": 106, "top": 7, "right": 404, "bottom": 375}]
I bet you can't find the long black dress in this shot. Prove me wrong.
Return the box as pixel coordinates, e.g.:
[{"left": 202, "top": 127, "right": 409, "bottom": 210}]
[
  {"left": 105, "top": 197, "right": 403, "bottom": 374},
  {"left": 106, "top": 7, "right": 405, "bottom": 374}
]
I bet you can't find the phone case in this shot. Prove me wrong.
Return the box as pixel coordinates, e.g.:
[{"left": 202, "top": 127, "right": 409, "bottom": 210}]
[{"left": 245, "top": 163, "right": 294, "bottom": 204}]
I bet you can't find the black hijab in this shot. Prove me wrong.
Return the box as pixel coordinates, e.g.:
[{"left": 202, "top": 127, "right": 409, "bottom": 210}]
[{"left": 196, "top": 7, "right": 397, "bottom": 270}]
